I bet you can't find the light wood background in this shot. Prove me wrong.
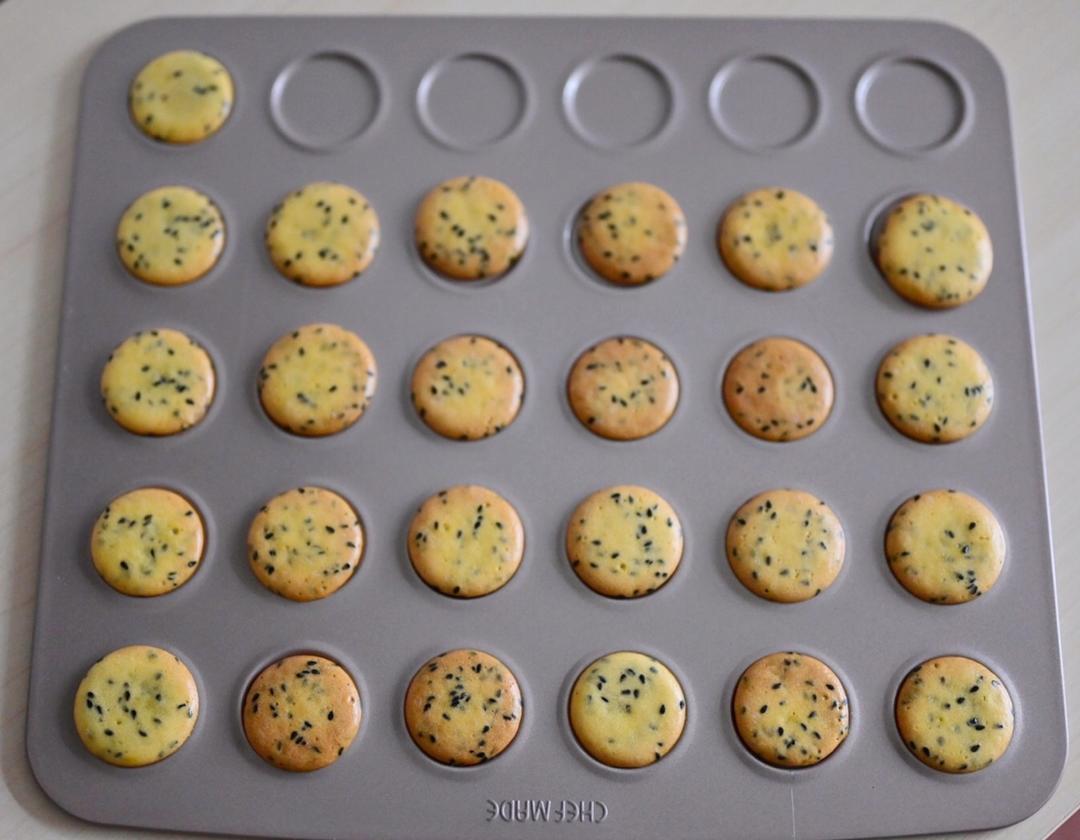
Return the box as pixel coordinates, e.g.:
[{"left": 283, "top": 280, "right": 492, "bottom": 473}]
[{"left": 1, "top": 1, "right": 1076, "bottom": 838}]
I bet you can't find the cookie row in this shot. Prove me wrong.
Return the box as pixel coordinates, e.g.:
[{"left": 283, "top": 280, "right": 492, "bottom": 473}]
[
  {"left": 75, "top": 645, "right": 1014, "bottom": 775},
  {"left": 116, "top": 176, "right": 991, "bottom": 310},
  {"left": 101, "top": 326, "right": 994, "bottom": 445},
  {"left": 92, "top": 483, "right": 1004, "bottom": 606}
]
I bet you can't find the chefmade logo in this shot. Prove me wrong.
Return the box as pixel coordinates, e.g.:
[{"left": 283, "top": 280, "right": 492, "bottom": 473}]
[{"left": 484, "top": 799, "right": 609, "bottom": 824}]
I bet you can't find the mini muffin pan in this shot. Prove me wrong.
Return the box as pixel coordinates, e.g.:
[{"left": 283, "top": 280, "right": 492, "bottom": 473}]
[{"left": 27, "top": 15, "right": 1066, "bottom": 839}]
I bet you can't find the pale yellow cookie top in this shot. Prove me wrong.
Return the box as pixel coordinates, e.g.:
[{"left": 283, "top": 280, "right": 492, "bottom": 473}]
[
  {"left": 258, "top": 323, "right": 377, "bottom": 437},
  {"left": 727, "top": 489, "right": 845, "bottom": 603},
  {"left": 91, "top": 487, "right": 205, "bottom": 597},
  {"left": 116, "top": 185, "right": 225, "bottom": 286},
  {"left": 886, "top": 489, "right": 1006, "bottom": 604},
  {"left": 129, "top": 49, "right": 234, "bottom": 144},
  {"left": 243, "top": 654, "right": 362, "bottom": 772},
  {"left": 896, "top": 655, "right": 1014, "bottom": 773},
  {"left": 722, "top": 337, "right": 834, "bottom": 442},
  {"left": 567, "top": 336, "right": 679, "bottom": 441},
  {"left": 876, "top": 194, "right": 993, "bottom": 309},
  {"left": 411, "top": 335, "right": 524, "bottom": 440},
  {"left": 265, "top": 182, "right": 380, "bottom": 287},
  {"left": 415, "top": 176, "right": 528, "bottom": 281},
  {"left": 74, "top": 645, "right": 199, "bottom": 767},
  {"left": 408, "top": 485, "right": 524, "bottom": 598},
  {"left": 733, "top": 651, "right": 849, "bottom": 768},
  {"left": 577, "top": 182, "right": 687, "bottom": 286},
  {"left": 248, "top": 487, "right": 364, "bottom": 602},
  {"left": 100, "top": 328, "right": 216, "bottom": 436},
  {"left": 566, "top": 485, "right": 683, "bottom": 598},
  {"left": 719, "top": 187, "right": 833, "bottom": 291},
  {"left": 404, "top": 649, "right": 523, "bottom": 766},
  {"left": 876, "top": 334, "right": 993, "bottom": 443},
  {"left": 569, "top": 651, "right": 687, "bottom": 769}
]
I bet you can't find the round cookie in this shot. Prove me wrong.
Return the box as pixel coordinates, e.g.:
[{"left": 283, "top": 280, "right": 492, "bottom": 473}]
[
  {"left": 116, "top": 185, "right": 225, "bottom": 286},
  {"left": 886, "top": 489, "right": 1006, "bottom": 604},
  {"left": 410, "top": 335, "right": 524, "bottom": 440},
  {"left": 876, "top": 334, "right": 993, "bottom": 444},
  {"left": 248, "top": 487, "right": 364, "bottom": 602},
  {"left": 258, "top": 323, "right": 377, "bottom": 437},
  {"left": 404, "top": 649, "right": 523, "bottom": 766},
  {"left": 566, "top": 485, "right": 684, "bottom": 598},
  {"left": 407, "top": 485, "right": 524, "bottom": 598},
  {"left": 265, "top": 182, "right": 380, "bottom": 287},
  {"left": 415, "top": 175, "right": 528, "bottom": 281},
  {"left": 73, "top": 644, "right": 199, "bottom": 767},
  {"left": 722, "top": 337, "right": 834, "bottom": 442},
  {"left": 243, "top": 654, "right": 362, "bottom": 772},
  {"left": 577, "top": 182, "right": 687, "bottom": 286},
  {"left": 567, "top": 336, "right": 679, "bottom": 441},
  {"left": 129, "top": 49, "right": 234, "bottom": 144},
  {"left": 895, "top": 655, "right": 1014, "bottom": 773},
  {"left": 727, "top": 489, "right": 845, "bottom": 603},
  {"left": 718, "top": 187, "right": 834, "bottom": 291},
  {"left": 875, "top": 194, "right": 992, "bottom": 309},
  {"left": 100, "top": 328, "right": 215, "bottom": 436},
  {"left": 733, "top": 652, "right": 849, "bottom": 769},
  {"left": 568, "top": 651, "right": 687, "bottom": 768},
  {"left": 91, "top": 487, "right": 205, "bottom": 596}
]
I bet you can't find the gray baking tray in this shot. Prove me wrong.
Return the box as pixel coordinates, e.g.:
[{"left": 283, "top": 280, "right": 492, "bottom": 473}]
[{"left": 27, "top": 15, "right": 1066, "bottom": 840}]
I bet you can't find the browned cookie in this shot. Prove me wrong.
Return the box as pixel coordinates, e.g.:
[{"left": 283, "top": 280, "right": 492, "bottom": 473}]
[
  {"left": 403, "top": 649, "right": 523, "bottom": 766},
  {"left": 723, "top": 337, "right": 833, "bottom": 442},
  {"left": 411, "top": 335, "right": 524, "bottom": 440},
  {"left": 733, "top": 652, "right": 849, "bottom": 768},
  {"left": 243, "top": 654, "right": 362, "bottom": 772},
  {"left": 415, "top": 176, "right": 528, "bottom": 280},
  {"left": 577, "top": 182, "right": 686, "bottom": 285},
  {"left": 567, "top": 336, "right": 679, "bottom": 440}
]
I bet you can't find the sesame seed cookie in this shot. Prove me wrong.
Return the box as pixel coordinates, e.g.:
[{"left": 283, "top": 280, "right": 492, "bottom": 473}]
[
  {"left": 404, "top": 649, "right": 523, "bottom": 766},
  {"left": 886, "top": 490, "right": 1005, "bottom": 604},
  {"left": 408, "top": 485, "right": 524, "bottom": 598},
  {"left": 733, "top": 652, "right": 849, "bottom": 769},
  {"left": 415, "top": 176, "right": 528, "bottom": 281},
  {"left": 726, "top": 489, "right": 845, "bottom": 603},
  {"left": 568, "top": 651, "right": 686, "bottom": 769},
  {"left": 247, "top": 487, "right": 364, "bottom": 602},
  {"left": 876, "top": 334, "right": 993, "bottom": 443},
  {"left": 895, "top": 655, "right": 1014, "bottom": 773},
  {"left": 116, "top": 185, "right": 225, "bottom": 286},
  {"left": 566, "top": 485, "right": 683, "bottom": 598},
  {"left": 265, "top": 182, "right": 380, "bottom": 287},
  {"left": 577, "top": 182, "right": 687, "bottom": 286},
  {"left": 100, "top": 328, "right": 215, "bottom": 436},
  {"left": 91, "top": 487, "right": 205, "bottom": 596},
  {"left": 567, "top": 336, "right": 679, "bottom": 441},
  {"left": 875, "top": 194, "right": 992, "bottom": 308},
  {"left": 722, "top": 337, "right": 833, "bottom": 442},
  {"left": 718, "top": 187, "right": 833, "bottom": 291},
  {"left": 411, "top": 335, "right": 524, "bottom": 441},
  {"left": 73, "top": 645, "right": 198, "bottom": 767},
  {"left": 243, "top": 654, "right": 362, "bottom": 772},
  {"left": 129, "top": 49, "right": 233, "bottom": 144},
  {"left": 258, "top": 323, "right": 377, "bottom": 437}
]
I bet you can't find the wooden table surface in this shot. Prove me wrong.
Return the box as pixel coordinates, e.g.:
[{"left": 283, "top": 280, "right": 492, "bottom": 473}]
[{"left": 1, "top": 1, "right": 1076, "bottom": 838}]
